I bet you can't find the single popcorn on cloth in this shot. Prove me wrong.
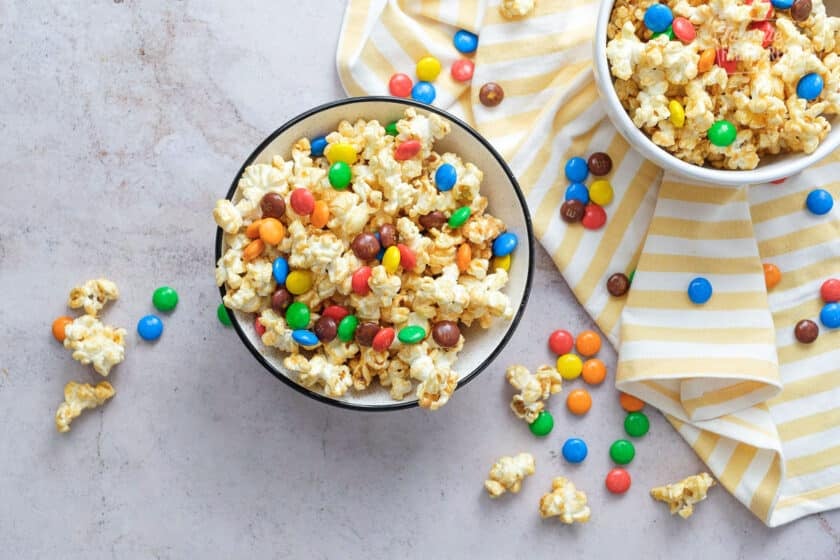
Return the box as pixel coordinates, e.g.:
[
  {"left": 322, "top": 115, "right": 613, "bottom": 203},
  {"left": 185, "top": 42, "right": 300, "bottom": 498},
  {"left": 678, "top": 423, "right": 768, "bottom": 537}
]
[
  {"left": 650, "top": 472, "right": 717, "bottom": 519},
  {"left": 506, "top": 364, "right": 562, "bottom": 423},
  {"left": 63, "top": 315, "right": 127, "bottom": 376},
  {"left": 55, "top": 381, "right": 115, "bottom": 433},
  {"left": 484, "top": 452, "right": 536, "bottom": 498},
  {"left": 499, "top": 0, "right": 536, "bottom": 19},
  {"left": 67, "top": 278, "right": 119, "bottom": 317},
  {"left": 539, "top": 476, "right": 591, "bottom": 524}
]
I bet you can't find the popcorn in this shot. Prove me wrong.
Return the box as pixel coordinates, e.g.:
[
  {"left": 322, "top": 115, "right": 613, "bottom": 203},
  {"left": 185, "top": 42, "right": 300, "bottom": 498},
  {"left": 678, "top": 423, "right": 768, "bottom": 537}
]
[
  {"left": 650, "top": 473, "right": 717, "bottom": 519},
  {"left": 67, "top": 278, "right": 119, "bottom": 317},
  {"left": 484, "top": 453, "right": 536, "bottom": 498},
  {"left": 539, "top": 477, "right": 591, "bottom": 524},
  {"left": 55, "top": 381, "right": 115, "bottom": 433},
  {"left": 284, "top": 354, "right": 352, "bottom": 397},
  {"left": 506, "top": 364, "right": 563, "bottom": 423},
  {"left": 63, "top": 315, "right": 126, "bottom": 376},
  {"left": 499, "top": 0, "right": 535, "bottom": 19},
  {"left": 213, "top": 199, "right": 242, "bottom": 234}
]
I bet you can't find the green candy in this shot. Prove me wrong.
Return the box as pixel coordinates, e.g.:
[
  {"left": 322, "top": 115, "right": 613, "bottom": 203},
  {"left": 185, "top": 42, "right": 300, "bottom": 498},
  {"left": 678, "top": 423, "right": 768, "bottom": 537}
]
[
  {"left": 529, "top": 411, "right": 554, "bottom": 437},
  {"left": 398, "top": 325, "right": 426, "bottom": 344},
  {"left": 217, "top": 303, "right": 232, "bottom": 327},
  {"left": 448, "top": 206, "right": 472, "bottom": 229},
  {"left": 385, "top": 121, "right": 398, "bottom": 136},
  {"left": 610, "top": 439, "right": 636, "bottom": 465},
  {"left": 624, "top": 411, "right": 650, "bottom": 437},
  {"left": 337, "top": 315, "right": 359, "bottom": 342},
  {"left": 328, "top": 161, "right": 352, "bottom": 190},
  {"left": 708, "top": 119, "right": 737, "bottom": 147},
  {"left": 153, "top": 286, "right": 179, "bottom": 312},
  {"left": 285, "top": 302, "right": 310, "bottom": 330},
  {"left": 652, "top": 25, "right": 674, "bottom": 41}
]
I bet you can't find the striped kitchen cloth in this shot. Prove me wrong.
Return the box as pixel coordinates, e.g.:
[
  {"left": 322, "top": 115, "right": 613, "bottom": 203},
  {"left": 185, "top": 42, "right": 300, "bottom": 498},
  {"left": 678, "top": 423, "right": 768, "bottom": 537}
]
[{"left": 336, "top": 0, "right": 840, "bottom": 526}]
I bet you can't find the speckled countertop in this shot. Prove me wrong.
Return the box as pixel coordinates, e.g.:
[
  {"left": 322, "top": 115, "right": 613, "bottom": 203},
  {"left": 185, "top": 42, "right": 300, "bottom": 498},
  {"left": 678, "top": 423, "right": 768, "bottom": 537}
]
[{"left": 1, "top": 1, "right": 838, "bottom": 558}]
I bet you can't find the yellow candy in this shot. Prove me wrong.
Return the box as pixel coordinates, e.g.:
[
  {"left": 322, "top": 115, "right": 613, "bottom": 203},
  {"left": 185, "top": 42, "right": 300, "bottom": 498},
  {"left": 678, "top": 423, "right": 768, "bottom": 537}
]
[
  {"left": 556, "top": 353, "right": 583, "bottom": 380},
  {"left": 285, "top": 270, "right": 313, "bottom": 295},
  {"left": 669, "top": 100, "right": 685, "bottom": 128},
  {"left": 416, "top": 56, "right": 442, "bottom": 82},
  {"left": 325, "top": 143, "right": 357, "bottom": 165},
  {"left": 493, "top": 254, "right": 511, "bottom": 272},
  {"left": 382, "top": 245, "right": 401, "bottom": 274},
  {"left": 589, "top": 179, "right": 614, "bottom": 206}
]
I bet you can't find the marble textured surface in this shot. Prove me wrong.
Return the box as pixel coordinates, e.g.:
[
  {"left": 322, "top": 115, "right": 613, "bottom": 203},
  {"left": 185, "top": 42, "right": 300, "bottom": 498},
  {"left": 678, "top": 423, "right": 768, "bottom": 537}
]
[{"left": 1, "top": 1, "right": 839, "bottom": 558}]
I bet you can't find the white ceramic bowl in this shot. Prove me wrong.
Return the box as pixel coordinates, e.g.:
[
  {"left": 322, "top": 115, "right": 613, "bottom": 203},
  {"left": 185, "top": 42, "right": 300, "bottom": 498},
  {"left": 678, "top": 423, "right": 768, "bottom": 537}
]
[
  {"left": 216, "top": 97, "right": 534, "bottom": 410},
  {"left": 593, "top": 0, "right": 840, "bottom": 186}
]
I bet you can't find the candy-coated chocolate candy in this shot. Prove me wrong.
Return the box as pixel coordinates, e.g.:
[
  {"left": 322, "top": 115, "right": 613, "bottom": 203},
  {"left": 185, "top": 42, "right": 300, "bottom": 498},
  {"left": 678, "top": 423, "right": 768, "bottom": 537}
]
[
  {"left": 607, "top": 272, "right": 630, "bottom": 296},
  {"left": 389, "top": 73, "right": 413, "bottom": 97},
  {"left": 245, "top": 219, "right": 264, "bottom": 239},
  {"left": 748, "top": 20, "right": 775, "bottom": 48},
  {"left": 271, "top": 288, "right": 292, "bottom": 312},
  {"left": 456, "top": 243, "right": 471, "bottom": 272},
  {"left": 791, "top": 0, "right": 812, "bottom": 21},
  {"left": 581, "top": 358, "right": 607, "bottom": 385},
  {"left": 435, "top": 163, "right": 457, "bottom": 191},
  {"left": 529, "top": 410, "right": 554, "bottom": 436},
  {"left": 290, "top": 188, "right": 315, "bottom": 215},
  {"left": 355, "top": 322, "right": 380, "bottom": 347},
  {"left": 379, "top": 224, "right": 397, "bottom": 248},
  {"left": 372, "top": 327, "right": 396, "bottom": 352},
  {"left": 562, "top": 438, "right": 588, "bottom": 463},
  {"left": 217, "top": 303, "right": 232, "bottom": 326},
  {"left": 582, "top": 203, "right": 607, "bottom": 229},
  {"left": 565, "top": 157, "right": 589, "bottom": 183},
  {"left": 644, "top": 3, "right": 673, "bottom": 32},
  {"left": 576, "top": 330, "right": 602, "bottom": 357},
  {"left": 806, "top": 188, "right": 834, "bottom": 215},
  {"left": 549, "top": 329, "right": 574, "bottom": 355},
  {"left": 337, "top": 315, "right": 359, "bottom": 342},
  {"left": 260, "top": 192, "right": 286, "bottom": 219},
  {"left": 565, "top": 182, "right": 590, "bottom": 204},
  {"left": 628, "top": 269, "right": 636, "bottom": 284},
  {"left": 492, "top": 254, "right": 511, "bottom": 272},
  {"left": 352, "top": 266, "right": 373, "bottom": 295},
  {"left": 385, "top": 121, "right": 399, "bottom": 136},
  {"left": 651, "top": 25, "right": 674, "bottom": 41},
  {"left": 352, "top": 233, "right": 381, "bottom": 260},
  {"left": 620, "top": 392, "right": 645, "bottom": 412},
  {"left": 395, "top": 139, "right": 422, "bottom": 161},
  {"left": 688, "top": 277, "right": 713, "bottom": 304},
  {"left": 432, "top": 321, "right": 461, "bottom": 347},
  {"left": 322, "top": 305, "right": 350, "bottom": 323},
  {"left": 453, "top": 29, "right": 478, "bottom": 54},
  {"left": 671, "top": 16, "right": 695, "bottom": 43},
  {"left": 624, "top": 411, "right": 650, "bottom": 437},
  {"left": 605, "top": 468, "right": 631, "bottom": 494},
  {"left": 329, "top": 161, "right": 352, "bottom": 190},
  {"left": 286, "top": 270, "right": 313, "bottom": 295},
  {"left": 451, "top": 59, "right": 475, "bottom": 82},
  {"left": 560, "top": 200, "right": 585, "bottom": 223},
  {"left": 285, "top": 301, "right": 310, "bottom": 330},
  {"left": 382, "top": 245, "right": 401, "bottom": 273},
  {"left": 398, "top": 325, "right": 427, "bottom": 344},
  {"left": 411, "top": 81, "right": 436, "bottom": 104},
  {"left": 820, "top": 302, "right": 840, "bottom": 328},
  {"left": 715, "top": 49, "right": 737, "bottom": 74},
  {"left": 821, "top": 278, "right": 840, "bottom": 302},
  {"left": 254, "top": 316, "right": 266, "bottom": 337},
  {"left": 794, "top": 319, "right": 819, "bottom": 343},
  {"left": 416, "top": 56, "right": 442, "bottom": 82},
  {"left": 798, "top": 72, "right": 824, "bottom": 101},
  {"left": 311, "top": 200, "right": 330, "bottom": 228},
  {"left": 152, "top": 286, "right": 179, "bottom": 312},
  {"left": 760, "top": 263, "right": 781, "bottom": 291},
  {"left": 325, "top": 143, "right": 357, "bottom": 165},
  {"left": 419, "top": 211, "right": 447, "bottom": 230},
  {"left": 589, "top": 179, "right": 614, "bottom": 206},
  {"left": 610, "top": 439, "right": 635, "bottom": 465},
  {"left": 567, "top": 388, "right": 592, "bottom": 415},
  {"left": 292, "top": 329, "right": 319, "bottom": 347},
  {"left": 698, "top": 48, "right": 716, "bottom": 73},
  {"left": 556, "top": 353, "right": 583, "bottom": 380},
  {"left": 448, "top": 206, "right": 472, "bottom": 228},
  {"left": 52, "top": 316, "right": 73, "bottom": 342},
  {"left": 137, "top": 314, "right": 164, "bottom": 341},
  {"left": 310, "top": 136, "right": 327, "bottom": 157},
  {"left": 587, "top": 152, "right": 612, "bottom": 176},
  {"left": 771, "top": 0, "right": 793, "bottom": 8},
  {"left": 478, "top": 82, "right": 504, "bottom": 107},
  {"left": 708, "top": 120, "right": 737, "bottom": 147},
  {"left": 242, "top": 239, "right": 265, "bottom": 262},
  {"left": 314, "top": 315, "right": 338, "bottom": 342},
  {"left": 492, "top": 232, "right": 518, "bottom": 257},
  {"left": 259, "top": 218, "right": 285, "bottom": 245},
  {"left": 669, "top": 99, "right": 685, "bottom": 128},
  {"left": 397, "top": 244, "right": 417, "bottom": 271}
]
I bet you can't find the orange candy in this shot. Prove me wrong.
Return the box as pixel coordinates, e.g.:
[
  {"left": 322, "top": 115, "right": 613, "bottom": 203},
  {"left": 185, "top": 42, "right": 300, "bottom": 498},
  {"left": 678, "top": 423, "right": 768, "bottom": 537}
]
[
  {"left": 698, "top": 48, "right": 716, "bottom": 72},
  {"left": 245, "top": 219, "right": 264, "bottom": 239},
  {"left": 581, "top": 358, "right": 607, "bottom": 385},
  {"left": 243, "top": 239, "right": 265, "bottom": 261},
  {"left": 52, "top": 316, "right": 74, "bottom": 342},
  {"left": 259, "top": 218, "right": 285, "bottom": 245},
  {"left": 567, "top": 388, "right": 592, "bottom": 415},
  {"left": 311, "top": 200, "right": 330, "bottom": 229},
  {"left": 763, "top": 263, "right": 781, "bottom": 290},
  {"left": 619, "top": 392, "right": 645, "bottom": 412},
  {"left": 575, "top": 330, "right": 601, "bottom": 357},
  {"left": 456, "top": 243, "right": 472, "bottom": 272}
]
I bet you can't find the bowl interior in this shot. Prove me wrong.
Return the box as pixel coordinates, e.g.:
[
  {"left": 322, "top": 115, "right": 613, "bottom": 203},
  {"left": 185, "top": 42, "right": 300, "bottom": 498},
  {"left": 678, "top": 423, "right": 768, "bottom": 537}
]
[{"left": 219, "top": 98, "right": 534, "bottom": 409}]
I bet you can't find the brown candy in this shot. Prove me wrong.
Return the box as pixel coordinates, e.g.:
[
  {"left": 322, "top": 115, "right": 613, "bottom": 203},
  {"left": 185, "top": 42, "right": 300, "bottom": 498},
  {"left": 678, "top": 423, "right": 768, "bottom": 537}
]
[
  {"left": 260, "top": 192, "right": 286, "bottom": 219},
  {"left": 560, "top": 200, "right": 585, "bottom": 223},
  {"left": 314, "top": 316, "right": 337, "bottom": 342},
  {"left": 355, "top": 322, "right": 381, "bottom": 347},
  {"left": 794, "top": 319, "right": 819, "bottom": 344},
  {"left": 432, "top": 321, "right": 461, "bottom": 348},
  {"left": 379, "top": 223, "right": 398, "bottom": 248},
  {"left": 271, "top": 288, "right": 293, "bottom": 312},
  {"left": 607, "top": 273, "right": 630, "bottom": 297},
  {"left": 351, "top": 232, "right": 381, "bottom": 260},
  {"left": 791, "top": 0, "right": 811, "bottom": 21},
  {"left": 479, "top": 82, "right": 504, "bottom": 107},
  {"left": 587, "top": 152, "right": 613, "bottom": 176},
  {"left": 419, "top": 211, "right": 447, "bottom": 230}
]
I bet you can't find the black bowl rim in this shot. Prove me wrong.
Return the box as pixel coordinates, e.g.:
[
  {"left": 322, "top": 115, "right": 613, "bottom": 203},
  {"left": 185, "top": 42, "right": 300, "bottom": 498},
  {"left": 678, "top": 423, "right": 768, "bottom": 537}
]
[{"left": 215, "top": 95, "right": 535, "bottom": 411}]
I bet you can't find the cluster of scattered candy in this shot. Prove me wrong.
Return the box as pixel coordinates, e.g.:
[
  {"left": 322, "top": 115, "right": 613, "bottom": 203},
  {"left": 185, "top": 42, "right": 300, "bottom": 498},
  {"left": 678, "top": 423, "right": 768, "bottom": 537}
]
[
  {"left": 559, "top": 152, "right": 614, "bottom": 229},
  {"left": 137, "top": 286, "right": 179, "bottom": 341}
]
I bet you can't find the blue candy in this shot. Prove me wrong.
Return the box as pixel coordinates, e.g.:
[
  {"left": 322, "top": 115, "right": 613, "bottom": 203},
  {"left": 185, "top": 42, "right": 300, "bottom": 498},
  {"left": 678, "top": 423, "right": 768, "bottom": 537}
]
[
  {"left": 453, "top": 29, "right": 478, "bottom": 54},
  {"left": 820, "top": 303, "right": 840, "bottom": 329},
  {"left": 562, "top": 438, "right": 588, "bottom": 464},
  {"left": 806, "top": 189, "right": 834, "bottom": 215},
  {"left": 797, "top": 73, "right": 824, "bottom": 101},
  {"left": 137, "top": 314, "right": 164, "bottom": 341},
  {"left": 688, "top": 277, "right": 713, "bottom": 304},
  {"left": 644, "top": 3, "right": 673, "bottom": 33},
  {"left": 310, "top": 136, "right": 327, "bottom": 157},
  {"left": 771, "top": 0, "right": 794, "bottom": 8},
  {"left": 292, "top": 329, "right": 319, "bottom": 347},
  {"left": 565, "top": 182, "right": 590, "bottom": 204},
  {"left": 492, "top": 232, "right": 519, "bottom": 257},
  {"left": 411, "top": 81, "right": 436, "bottom": 104},
  {"left": 565, "top": 156, "right": 589, "bottom": 183},
  {"left": 435, "top": 163, "right": 457, "bottom": 192},
  {"left": 272, "top": 257, "right": 289, "bottom": 284}
]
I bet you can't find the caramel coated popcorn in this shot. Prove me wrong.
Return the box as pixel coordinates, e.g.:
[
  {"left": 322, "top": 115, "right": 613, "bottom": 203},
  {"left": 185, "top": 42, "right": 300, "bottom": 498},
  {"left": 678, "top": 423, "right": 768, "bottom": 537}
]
[
  {"left": 55, "top": 381, "right": 115, "bottom": 433},
  {"left": 484, "top": 452, "right": 536, "bottom": 498},
  {"left": 63, "top": 314, "right": 126, "bottom": 376},
  {"left": 506, "top": 364, "right": 562, "bottom": 423},
  {"left": 67, "top": 278, "right": 119, "bottom": 317},
  {"left": 539, "top": 477, "right": 591, "bottom": 524},
  {"left": 650, "top": 472, "right": 717, "bottom": 518},
  {"left": 500, "top": 0, "right": 536, "bottom": 19}
]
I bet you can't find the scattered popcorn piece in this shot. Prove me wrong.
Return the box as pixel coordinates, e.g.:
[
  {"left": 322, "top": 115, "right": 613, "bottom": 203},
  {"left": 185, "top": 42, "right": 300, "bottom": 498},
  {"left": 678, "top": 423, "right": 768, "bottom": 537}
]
[
  {"left": 499, "top": 0, "right": 535, "bottom": 19},
  {"left": 55, "top": 381, "right": 115, "bottom": 433},
  {"left": 67, "top": 278, "right": 119, "bottom": 317},
  {"left": 539, "top": 477, "right": 591, "bottom": 524},
  {"left": 506, "top": 364, "right": 562, "bottom": 423},
  {"left": 650, "top": 473, "right": 717, "bottom": 519},
  {"left": 63, "top": 315, "right": 126, "bottom": 376},
  {"left": 484, "top": 452, "right": 536, "bottom": 498}
]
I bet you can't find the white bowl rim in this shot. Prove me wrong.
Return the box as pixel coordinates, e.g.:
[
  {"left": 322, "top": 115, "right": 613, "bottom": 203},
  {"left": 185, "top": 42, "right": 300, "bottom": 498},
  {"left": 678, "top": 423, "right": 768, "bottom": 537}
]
[
  {"left": 215, "top": 96, "right": 536, "bottom": 411},
  {"left": 592, "top": 0, "right": 840, "bottom": 186}
]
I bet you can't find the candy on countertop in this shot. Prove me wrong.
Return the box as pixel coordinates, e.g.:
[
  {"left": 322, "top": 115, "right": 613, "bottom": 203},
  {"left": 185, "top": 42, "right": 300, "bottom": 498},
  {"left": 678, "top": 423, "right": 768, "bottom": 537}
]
[
  {"left": 582, "top": 203, "right": 607, "bottom": 229},
  {"left": 285, "top": 301, "right": 310, "bottom": 330},
  {"left": 290, "top": 188, "right": 315, "bottom": 215},
  {"left": 821, "top": 278, "right": 840, "bottom": 302},
  {"left": 587, "top": 152, "right": 612, "bottom": 176},
  {"left": 453, "top": 29, "right": 478, "bottom": 54},
  {"left": 217, "top": 303, "right": 232, "bottom": 326},
  {"left": 492, "top": 232, "right": 518, "bottom": 257},
  {"left": 671, "top": 16, "right": 695, "bottom": 43},
  {"left": 292, "top": 329, "right": 319, "bottom": 347},
  {"left": 52, "top": 316, "right": 74, "bottom": 342},
  {"left": 411, "top": 81, "right": 436, "bottom": 104},
  {"left": 644, "top": 3, "right": 673, "bottom": 33},
  {"left": 372, "top": 327, "right": 396, "bottom": 352},
  {"left": 797, "top": 72, "right": 823, "bottom": 101},
  {"left": 548, "top": 329, "right": 574, "bottom": 355},
  {"left": 606, "top": 468, "right": 632, "bottom": 494},
  {"left": 351, "top": 266, "right": 373, "bottom": 296},
  {"left": 152, "top": 286, "right": 179, "bottom": 312},
  {"left": 286, "top": 270, "right": 313, "bottom": 295},
  {"left": 395, "top": 139, "right": 422, "bottom": 161},
  {"left": 337, "top": 314, "right": 359, "bottom": 342},
  {"left": 589, "top": 179, "right": 614, "bottom": 206},
  {"left": 448, "top": 206, "right": 472, "bottom": 228},
  {"left": 451, "top": 58, "right": 475, "bottom": 82},
  {"left": 566, "top": 388, "right": 592, "bottom": 415},
  {"left": 388, "top": 73, "right": 413, "bottom": 97},
  {"left": 669, "top": 99, "right": 685, "bottom": 128},
  {"left": 610, "top": 439, "right": 635, "bottom": 465},
  {"left": 763, "top": 263, "right": 782, "bottom": 290},
  {"left": 806, "top": 189, "right": 834, "bottom": 215},
  {"left": 607, "top": 272, "right": 630, "bottom": 296},
  {"left": 557, "top": 353, "right": 583, "bottom": 380},
  {"left": 620, "top": 392, "right": 645, "bottom": 412},
  {"left": 625, "top": 411, "right": 650, "bottom": 437},
  {"left": 416, "top": 55, "right": 442, "bottom": 82},
  {"left": 137, "top": 314, "right": 163, "bottom": 341},
  {"left": 688, "top": 277, "right": 713, "bottom": 304},
  {"left": 565, "top": 157, "right": 589, "bottom": 183},
  {"left": 576, "top": 330, "right": 601, "bottom": 357},
  {"left": 309, "top": 136, "right": 327, "bottom": 157},
  {"left": 529, "top": 410, "right": 554, "bottom": 436},
  {"left": 794, "top": 319, "right": 819, "bottom": 343},
  {"left": 328, "top": 161, "right": 352, "bottom": 190},
  {"left": 398, "top": 325, "right": 426, "bottom": 344},
  {"left": 565, "top": 182, "right": 590, "bottom": 204},
  {"left": 820, "top": 303, "right": 840, "bottom": 328},
  {"left": 325, "top": 142, "right": 357, "bottom": 165},
  {"left": 650, "top": 473, "right": 716, "bottom": 519},
  {"left": 479, "top": 82, "right": 504, "bottom": 107},
  {"left": 382, "top": 246, "right": 401, "bottom": 273},
  {"left": 560, "top": 200, "right": 585, "bottom": 223},
  {"left": 434, "top": 163, "right": 457, "bottom": 191},
  {"left": 708, "top": 120, "right": 737, "bottom": 147},
  {"left": 562, "top": 438, "right": 588, "bottom": 463},
  {"left": 581, "top": 358, "right": 607, "bottom": 385}
]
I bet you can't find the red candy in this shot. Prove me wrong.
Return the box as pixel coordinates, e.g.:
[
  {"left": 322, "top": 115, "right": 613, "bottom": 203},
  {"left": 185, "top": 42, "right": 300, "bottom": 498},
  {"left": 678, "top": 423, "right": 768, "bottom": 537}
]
[
  {"left": 372, "top": 327, "right": 396, "bottom": 352},
  {"left": 582, "top": 203, "right": 607, "bottom": 230},
  {"left": 748, "top": 20, "right": 775, "bottom": 48},
  {"left": 395, "top": 140, "right": 422, "bottom": 161},
  {"left": 397, "top": 243, "right": 417, "bottom": 272},
  {"left": 254, "top": 316, "right": 266, "bottom": 337},
  {"left": 605, "top": 468, "right": 631, "bottom": 494},
  {"left": 352, "top": 266, "right": 372, "bottom": 296},
  {"left": 745, "top": 0, "right": 774, "bottom": 20},
  {"left": 322, "top": 305, "right": 350, "bottom": 322},
  {"left": 771, "top": 177, "right": 787, "bottom": 184},
  {"left": 671, "top": 17, "right": 696, "bottom": 44},
  {"left": 451, "top": 59, "right": 475, "bottom": 82},
  {"left": 716, "top": 49, "right": 738, "bottom": 75},
  {"left": 548, "top": 329, "right": 574, "bottom": 355},
  {"left": 290, "top": 188, "right": 315, "bottom": 215},
  {"left": 389, "top": 73, "right": 413, "bottom": 97},
  {"left": 821, "top": 278, "right": 840, "bottom": 303}
]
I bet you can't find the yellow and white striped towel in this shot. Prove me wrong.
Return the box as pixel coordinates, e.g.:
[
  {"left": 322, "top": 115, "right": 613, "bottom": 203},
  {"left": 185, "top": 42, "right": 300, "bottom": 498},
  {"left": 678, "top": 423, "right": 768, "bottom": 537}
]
[{"left": 337, "top": 0, "right": 840, "bottom": 526}]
